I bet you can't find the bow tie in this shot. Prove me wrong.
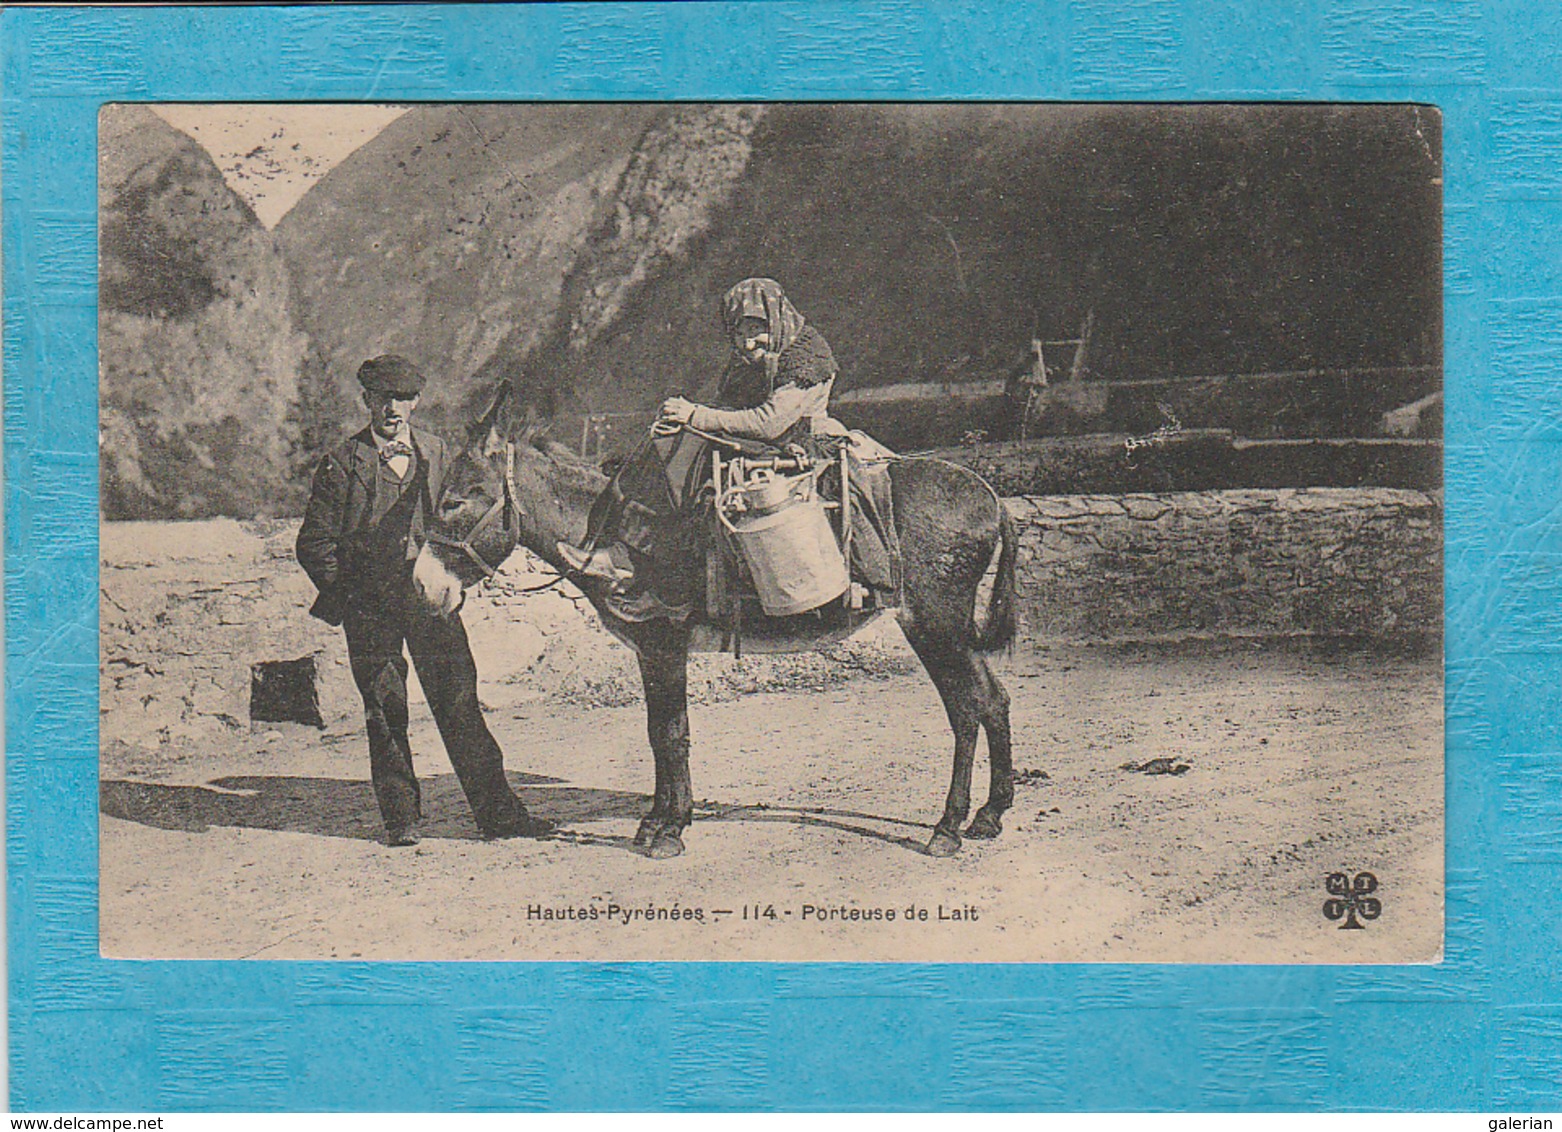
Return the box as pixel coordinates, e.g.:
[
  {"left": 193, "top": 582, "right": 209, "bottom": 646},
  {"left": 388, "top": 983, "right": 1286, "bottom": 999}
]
[{"left": 379, "top": 440, "right": 414, "bottom": 462}]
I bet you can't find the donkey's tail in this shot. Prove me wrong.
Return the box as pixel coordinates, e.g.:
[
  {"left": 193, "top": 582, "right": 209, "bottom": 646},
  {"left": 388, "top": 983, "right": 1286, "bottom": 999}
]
[{"left": 973, "top": 505, "right": 1018, "bottom": 653}]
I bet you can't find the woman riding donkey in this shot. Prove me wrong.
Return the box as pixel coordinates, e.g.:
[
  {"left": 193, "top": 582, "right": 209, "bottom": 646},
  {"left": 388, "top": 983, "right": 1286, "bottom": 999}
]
[
  {"left": 559, "top": 277, "right": 856, "bottom": 622},
  {"left": 417, "top": 299, "right": 1019, "bottom": 858}
]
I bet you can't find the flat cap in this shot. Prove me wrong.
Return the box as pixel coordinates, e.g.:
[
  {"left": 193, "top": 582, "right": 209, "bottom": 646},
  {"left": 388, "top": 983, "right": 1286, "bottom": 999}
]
[{"left": 357, "top": 354, "right": 426, "bottom": 396}]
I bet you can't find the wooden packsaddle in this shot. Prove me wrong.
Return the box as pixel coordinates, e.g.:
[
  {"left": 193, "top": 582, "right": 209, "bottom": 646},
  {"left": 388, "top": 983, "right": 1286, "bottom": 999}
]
[{"left": 682, "top": 426, "right": 901, "bottom": 653}]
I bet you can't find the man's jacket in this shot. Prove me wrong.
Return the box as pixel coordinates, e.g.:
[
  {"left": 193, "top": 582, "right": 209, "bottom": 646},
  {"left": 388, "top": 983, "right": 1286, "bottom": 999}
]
[{"left": 295, "top": 426, "right": 450, "bottom": 625}]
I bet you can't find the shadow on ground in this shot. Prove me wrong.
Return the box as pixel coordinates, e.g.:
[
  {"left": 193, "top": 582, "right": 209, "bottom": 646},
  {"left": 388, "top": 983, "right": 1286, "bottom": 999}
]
[
  {"left": 100, "top": 774, "right": 937, "bottom": 854},
  {"left": 99, "top": 771, "right": 644, "bottom": 843}
]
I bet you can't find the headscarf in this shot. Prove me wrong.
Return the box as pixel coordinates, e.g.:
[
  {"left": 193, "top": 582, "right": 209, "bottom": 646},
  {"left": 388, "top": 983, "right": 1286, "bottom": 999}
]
[{"left": 721, "top": 278, "right": 806, "bottom": 386}]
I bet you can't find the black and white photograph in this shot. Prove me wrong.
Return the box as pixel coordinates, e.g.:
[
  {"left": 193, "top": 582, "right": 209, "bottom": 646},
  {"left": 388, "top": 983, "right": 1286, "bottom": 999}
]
[{"left": 98, "top": 101, "right": 1442, "bottom": 962}]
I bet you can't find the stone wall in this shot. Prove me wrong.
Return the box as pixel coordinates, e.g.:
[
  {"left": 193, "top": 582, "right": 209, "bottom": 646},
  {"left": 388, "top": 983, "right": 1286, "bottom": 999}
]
[
  {"left": 1005, "top": 488, "right": 1442, "bottom": 644},
  {"left": 935, "top": 433, "right": 1440, "bottom": 495}
]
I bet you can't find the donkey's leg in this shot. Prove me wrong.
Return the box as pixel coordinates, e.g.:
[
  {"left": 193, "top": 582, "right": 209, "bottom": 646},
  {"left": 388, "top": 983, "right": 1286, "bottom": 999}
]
[
  {"left": 634, "top": 649, "right": 693, "bottom": 859},
  {"left": 966, "top": 656, "right": 1013, "bottom": 839},
  {"left": 905, "top": 631, "right": 985, "bottom": 857},
  {"left": 630, "top": 654, "right": 668, "bottom": 847},
  {"left": 632, "top": 698, "right": 670, "bottom": 851}
]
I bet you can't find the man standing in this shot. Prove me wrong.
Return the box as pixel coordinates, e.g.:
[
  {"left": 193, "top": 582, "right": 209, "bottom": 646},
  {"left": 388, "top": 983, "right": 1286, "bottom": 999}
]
[{"left": 296, "top": 354, "right": 546, "bottom": 847}]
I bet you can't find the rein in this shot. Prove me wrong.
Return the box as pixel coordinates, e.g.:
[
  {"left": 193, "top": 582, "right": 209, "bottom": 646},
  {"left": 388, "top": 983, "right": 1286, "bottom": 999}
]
[{"left": 423, "top": 441, "right": 521, "bottom": 581}]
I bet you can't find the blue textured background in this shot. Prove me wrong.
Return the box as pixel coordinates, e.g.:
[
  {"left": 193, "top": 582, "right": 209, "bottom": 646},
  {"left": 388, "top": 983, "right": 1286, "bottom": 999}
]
[{"left": 4, "top": 2, "right": 1557, "bottom": 1112}]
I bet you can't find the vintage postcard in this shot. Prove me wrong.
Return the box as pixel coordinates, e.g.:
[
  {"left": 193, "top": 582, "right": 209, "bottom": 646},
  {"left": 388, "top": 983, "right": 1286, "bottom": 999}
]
[
  {"left": 24, "top": 0, "right": 1562, "bottom": 1115},
  {"left": 97, "top": 100, "right": 1442, "bottom": 964}
]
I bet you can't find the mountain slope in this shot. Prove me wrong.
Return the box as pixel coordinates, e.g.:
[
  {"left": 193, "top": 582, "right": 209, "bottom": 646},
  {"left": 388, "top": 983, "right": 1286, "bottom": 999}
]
[
  {"left": 527, "top": 103, "right": 1441, "bottom": 431},
  {"left": 273, "top": 103, "right": 668, "bottom": 441},
  {"left": 107, "top": 102, "right": 1439, "bottom": 519}
]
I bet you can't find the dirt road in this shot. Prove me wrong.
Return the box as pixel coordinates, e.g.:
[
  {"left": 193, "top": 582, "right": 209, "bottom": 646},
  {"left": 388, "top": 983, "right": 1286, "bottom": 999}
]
[{"left": 100, "top": 639, "right": 1441, "bottom": 964}]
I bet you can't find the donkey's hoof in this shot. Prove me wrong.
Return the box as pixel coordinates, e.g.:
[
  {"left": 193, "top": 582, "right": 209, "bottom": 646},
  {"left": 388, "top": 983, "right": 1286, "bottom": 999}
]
[
  {"left": 926, "top": 829, "right": 962, "bottom": 857},
  {"left": 646, "top": 831, "right": 685, "bottom": 860},
  {"left": 965, "top": 811, "right": 1003, "bottom": 839}
]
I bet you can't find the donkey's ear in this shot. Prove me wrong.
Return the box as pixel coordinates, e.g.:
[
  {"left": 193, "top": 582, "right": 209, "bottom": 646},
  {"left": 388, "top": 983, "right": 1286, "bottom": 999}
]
[
  {"left": 469, "top": 379, "right": 514, "bottom": 450},
  {"left": 480, "top": 419, "right": 509, "bottom": 459},
  {"left": 515, "top": 403, "right": 554, "bottom": 448}
]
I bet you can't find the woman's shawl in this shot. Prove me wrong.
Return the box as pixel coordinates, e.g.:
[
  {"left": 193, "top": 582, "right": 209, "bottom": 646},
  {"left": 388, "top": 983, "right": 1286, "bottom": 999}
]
[
  {"left": 720, "top": 277, "right": 809, "bottom": 387},
  {"left": 716, "top": 323, "right": 838, "bottom": 408}
]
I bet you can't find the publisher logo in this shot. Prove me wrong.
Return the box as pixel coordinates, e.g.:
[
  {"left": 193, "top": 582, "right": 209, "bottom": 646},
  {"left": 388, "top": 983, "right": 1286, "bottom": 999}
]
[{"left": 1323, "top": 871, "right": 1381, "bottom": 930}]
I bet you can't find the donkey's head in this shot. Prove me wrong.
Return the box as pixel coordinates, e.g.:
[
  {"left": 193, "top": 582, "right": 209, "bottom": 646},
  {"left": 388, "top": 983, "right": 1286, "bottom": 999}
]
[{"left": 413, "top": 381, "right": 523, "bottom": 616}]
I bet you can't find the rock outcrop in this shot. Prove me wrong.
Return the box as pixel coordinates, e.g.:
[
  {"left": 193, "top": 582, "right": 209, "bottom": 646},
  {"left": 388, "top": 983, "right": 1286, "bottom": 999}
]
[
  {"left": 102, "top": 103, "right": 1443, "bottom": 519},
  {"left": 273, "top": 104, "right": 665, "bottom": 438},
  {"left": 99, "top": 105, "right": 310, "bottom": 519}
]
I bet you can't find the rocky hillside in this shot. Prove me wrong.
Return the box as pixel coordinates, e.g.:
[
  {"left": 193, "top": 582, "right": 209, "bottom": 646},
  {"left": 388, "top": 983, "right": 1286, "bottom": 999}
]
[
  {"left": 101, "top": 103, "right": 1440, "bottom": 518},
  {"left": 99, "top": 105, "right": 310, "bottom": 519},
  {"left": 531, "top": 103, "right": 1442, "bottom": 423},
  {"left": 274, "top": 103, "right": 678, "bottom": 441}
]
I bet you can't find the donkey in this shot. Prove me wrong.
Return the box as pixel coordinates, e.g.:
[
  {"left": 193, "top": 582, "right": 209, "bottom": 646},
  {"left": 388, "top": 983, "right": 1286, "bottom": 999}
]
[{"left": 414, "top": 384, "right": 1018, "bottom": 859}]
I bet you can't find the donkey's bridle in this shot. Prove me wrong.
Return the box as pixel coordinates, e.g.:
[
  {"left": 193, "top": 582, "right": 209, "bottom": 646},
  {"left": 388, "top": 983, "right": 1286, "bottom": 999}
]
[{"left": 423, "top": 442, "right": 521, "bottom": 580}]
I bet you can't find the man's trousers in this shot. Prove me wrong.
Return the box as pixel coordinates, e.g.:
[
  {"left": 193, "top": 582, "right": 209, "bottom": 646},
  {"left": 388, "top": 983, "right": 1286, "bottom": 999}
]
[{"left": 342, "top": 590, "right": 525, "bottom": 837}]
